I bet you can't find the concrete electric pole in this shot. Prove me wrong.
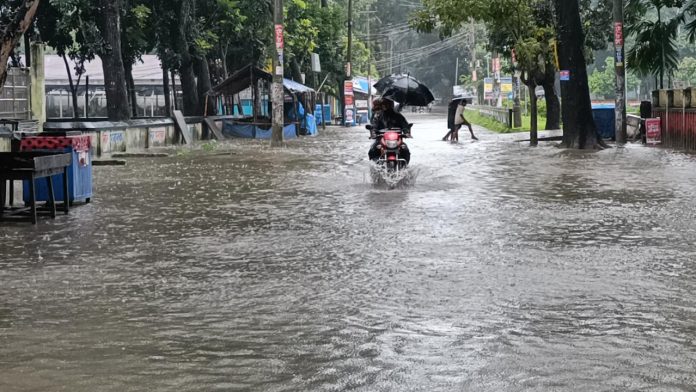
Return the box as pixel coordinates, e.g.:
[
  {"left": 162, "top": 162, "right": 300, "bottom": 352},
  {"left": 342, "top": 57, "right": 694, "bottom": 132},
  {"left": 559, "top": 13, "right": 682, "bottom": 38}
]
[
  {"left": 272, "top": 0, "right": 284, "bottom": 146},
  {"left": 343, "top": 0, "right": 353, "bottom": 127},
  {"left": 614, "top": 0, "right": 627, "bottom": 145}
]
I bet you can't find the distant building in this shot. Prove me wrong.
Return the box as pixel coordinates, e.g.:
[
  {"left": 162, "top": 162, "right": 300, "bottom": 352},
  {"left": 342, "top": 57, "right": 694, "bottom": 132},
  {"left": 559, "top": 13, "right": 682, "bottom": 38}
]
[{"left": 44, "top": 55, "right": 181, "bottom": 118}]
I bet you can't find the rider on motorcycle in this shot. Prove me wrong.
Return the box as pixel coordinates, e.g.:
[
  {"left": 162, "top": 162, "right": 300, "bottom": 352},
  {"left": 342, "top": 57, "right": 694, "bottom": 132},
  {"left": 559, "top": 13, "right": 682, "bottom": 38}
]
[{"left": 368, "top": 96, "right": 412, "bottom": 163}]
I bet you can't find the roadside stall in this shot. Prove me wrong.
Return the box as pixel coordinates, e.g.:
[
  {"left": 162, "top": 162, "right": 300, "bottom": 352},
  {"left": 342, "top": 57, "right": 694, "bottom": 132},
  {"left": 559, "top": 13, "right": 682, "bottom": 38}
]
[{"left": 207, "top": 65, "right": 318, "bottom": 139}]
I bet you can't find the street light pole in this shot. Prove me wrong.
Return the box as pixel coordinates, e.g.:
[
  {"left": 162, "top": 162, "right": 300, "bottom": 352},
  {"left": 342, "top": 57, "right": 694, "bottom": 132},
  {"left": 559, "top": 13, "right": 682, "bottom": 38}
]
[
  {"left": 271, "top": 0, "right": 284, "bottom": 146},
  {"left": 614, "top": 0, "right": 627, "bottom": 145}
]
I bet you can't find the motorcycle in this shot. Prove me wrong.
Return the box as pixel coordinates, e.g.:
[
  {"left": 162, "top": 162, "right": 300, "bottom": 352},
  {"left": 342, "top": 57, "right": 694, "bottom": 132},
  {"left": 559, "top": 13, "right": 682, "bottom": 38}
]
[{"left": 367, "top": 123, "right": 412, "bottom": 175}]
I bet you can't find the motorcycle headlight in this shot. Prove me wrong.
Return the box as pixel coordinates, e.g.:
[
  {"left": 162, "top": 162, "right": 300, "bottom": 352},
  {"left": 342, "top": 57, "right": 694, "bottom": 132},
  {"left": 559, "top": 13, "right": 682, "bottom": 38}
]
[{"left": 385, "top": 140, "right": 398, "bottom": 149}]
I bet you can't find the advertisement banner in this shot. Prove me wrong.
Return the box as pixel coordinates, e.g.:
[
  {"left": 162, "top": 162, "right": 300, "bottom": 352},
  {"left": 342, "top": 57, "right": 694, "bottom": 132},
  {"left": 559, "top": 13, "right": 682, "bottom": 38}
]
[
  {"left": 500, "top": 77, "right": 513, "bottom": 93},
  {"left": 344, "top": 81, "right": 355, "bottom": 126},
  {"left": 275, "top": 24, "right": 284, "bottom": 49},
  {"left": 646, "top": 118, "right": 662, "bottom": 145},
  {"left": 484, "top": 78, "right": 493, "bottom": 93},
  {"left": 344, "top": 81, "right": 354, "bottom": 96},
  {"left": 614, "top": 22, "right": 624, "bottom": 46}
]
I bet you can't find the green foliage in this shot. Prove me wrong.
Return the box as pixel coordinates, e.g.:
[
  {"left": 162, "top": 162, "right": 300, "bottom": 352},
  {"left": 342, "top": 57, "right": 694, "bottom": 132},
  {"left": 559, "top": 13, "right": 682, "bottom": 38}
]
[
  {"left": 588, "top": 57, "right": 642, "bottom": 99},
  {"left": 626, "top": 0, "right": 686, "bottom": 88},
  {"left": 674, "top": 56, "right": 696, "bottom": 86}
]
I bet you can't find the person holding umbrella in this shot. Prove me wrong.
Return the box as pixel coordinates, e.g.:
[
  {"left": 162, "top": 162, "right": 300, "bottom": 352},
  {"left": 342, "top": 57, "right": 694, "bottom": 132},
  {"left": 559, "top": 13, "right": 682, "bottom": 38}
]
[
  {"left": 452, "top": 99, "right": 478, "bottom": 141},
  {"left": 368, "top": 96, "right": 412, "bottom": 163},
  {"left": 442, "top": 98, "right": 460, "bottom": 141}
]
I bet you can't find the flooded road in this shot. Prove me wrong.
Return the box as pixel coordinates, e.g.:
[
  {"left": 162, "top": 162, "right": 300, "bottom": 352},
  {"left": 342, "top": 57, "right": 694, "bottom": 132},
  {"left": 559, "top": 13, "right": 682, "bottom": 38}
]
[{"left": 2, "top": 112, "right": 696, "bottom": 391}]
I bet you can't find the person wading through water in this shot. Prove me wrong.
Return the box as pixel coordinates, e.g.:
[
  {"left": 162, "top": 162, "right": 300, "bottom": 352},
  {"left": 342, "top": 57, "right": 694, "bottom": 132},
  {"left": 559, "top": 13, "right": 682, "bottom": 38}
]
[
  {"left": 442, "top": 99, "right": 460, "bottom": 141},
  {"left": 452, "top": 99, "right": 477, "bottom": 142}
]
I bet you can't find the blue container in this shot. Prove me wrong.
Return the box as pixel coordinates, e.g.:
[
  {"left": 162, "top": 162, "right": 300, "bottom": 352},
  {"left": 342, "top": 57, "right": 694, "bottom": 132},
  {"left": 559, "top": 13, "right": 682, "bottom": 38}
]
[
  {"left": 323, "top": 105, "right": 331, "bottom": 125},
  {"left": 592, "top": 104, "right": 615, "bottom": 139},
  {"left": 22, "top": 136, "right": 93, "bottom": 203}
]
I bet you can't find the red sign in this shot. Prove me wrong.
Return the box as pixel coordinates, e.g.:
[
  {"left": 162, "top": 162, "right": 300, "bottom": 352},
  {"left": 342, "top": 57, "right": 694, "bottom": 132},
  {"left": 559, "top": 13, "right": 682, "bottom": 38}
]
[
  {"left": 614, "top": 22, "right": 624, "bottom": 46},
  {"left": 645, "top": 118, "right": 661, "bottom": 145},
  {"left": 511, "top": 49, "right": 517, "bottom": 65},
  {"left": 275, "top": 24, "right": 284, "bottom": 49},
  {"left": 344, "top": 81, "right": 354, "bottom": 96}
]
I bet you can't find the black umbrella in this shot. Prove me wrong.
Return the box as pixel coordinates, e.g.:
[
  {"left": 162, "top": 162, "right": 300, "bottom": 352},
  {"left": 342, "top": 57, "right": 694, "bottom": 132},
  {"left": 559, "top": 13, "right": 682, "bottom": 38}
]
[{"left": 374, "top": 74, "right": 435, "bottom": 107}]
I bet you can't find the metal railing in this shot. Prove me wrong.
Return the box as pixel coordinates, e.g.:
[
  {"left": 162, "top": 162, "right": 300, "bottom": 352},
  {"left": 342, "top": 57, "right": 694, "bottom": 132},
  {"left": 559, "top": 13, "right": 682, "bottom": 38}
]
[
  {"left": 468, "top": 104, "right": 512, "bottom": 128},
  {"left": 0, "top": 68, "right": 30, "bottom": 120}
]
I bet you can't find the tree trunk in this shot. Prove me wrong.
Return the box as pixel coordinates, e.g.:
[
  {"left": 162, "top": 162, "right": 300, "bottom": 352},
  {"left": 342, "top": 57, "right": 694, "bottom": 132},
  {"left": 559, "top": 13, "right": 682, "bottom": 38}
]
[
  {"left": 554, "top": 0, "right": 601, "bottom": 149},
  {"left": 179, "top": 60, "right": 198, "bottom": 116},
  {"left": 163, "top": 66, "right": 172, "bottom": 117},
  {"left": 175, "top": 0, "right": 198, "bottom": 116},
  {"left": 291, "top": 59, "right": 303, "bottom": 83},
  {"left": 96, "top": 0, "right": 130, "bottom": 121},
  {"left": 193, "top": 56, "right": 215, "bottom": 116},
  {"left": 62, "top": 54, "right": 80, "bottom": 118},
  {"left": 124, "top": 62, "right": 138, "bottom": 117},
  {"left": 526, "top": 80, "right": 538, "bottom": 146},
  {"left": 542, "top": 68, "right": 561, "bottom": 130},
  {"left": 0, "top": 0, "right": 41, "bottom": 90}
]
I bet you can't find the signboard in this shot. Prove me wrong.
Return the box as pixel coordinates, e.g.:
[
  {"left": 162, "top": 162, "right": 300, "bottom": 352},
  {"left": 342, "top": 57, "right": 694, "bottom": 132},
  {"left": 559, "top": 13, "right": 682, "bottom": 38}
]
[
  {"left": 311, "top": 53, "right": 321, "bottom": 73},
  {"left": 344, "top": 81, "right": 354, "bottom": 96},
  {"left": 615, "top": 46, "right": 624, "bottom": 67},
  {"left": 356, "top": 99, "right": 368, "bottom": 109},
  {"left": 646, "top": 118, "right": 662, "bottom": 145},
  {"left": 344, "top": 80, "right": 355, "bottom": 126},
  {"left": 560, "top": 70, "right": 570, "bottom": 81},
  {"left": 614, "top": 22, "right": 624, "bottom": 46},
  {"left": 345, "top": 108, "right": 354, "bottom": 124},
  {"left": 484, "top": 77, "right": 493, "bottom": 93},
  {"left": 275, "top": 24, "right": 284, "bottom": 49},
  {"left": 500, "top": 77, "right": 513, "bottom": 93}
]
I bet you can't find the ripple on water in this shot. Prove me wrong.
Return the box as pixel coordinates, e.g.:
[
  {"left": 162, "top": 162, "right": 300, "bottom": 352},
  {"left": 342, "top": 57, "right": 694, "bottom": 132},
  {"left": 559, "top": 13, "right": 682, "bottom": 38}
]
[{"left": 2, "top": 116, "right": 696, "bottom": 391}]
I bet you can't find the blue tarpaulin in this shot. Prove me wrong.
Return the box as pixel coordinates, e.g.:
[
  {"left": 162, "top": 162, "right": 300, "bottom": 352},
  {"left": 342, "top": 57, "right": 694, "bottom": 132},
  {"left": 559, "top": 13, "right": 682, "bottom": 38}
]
[
  {"left": 222, "top": 122, "right": 297, "bottom": 139},
  {"left": 304, "top": 114, "right": 317, "bottom": 136}
]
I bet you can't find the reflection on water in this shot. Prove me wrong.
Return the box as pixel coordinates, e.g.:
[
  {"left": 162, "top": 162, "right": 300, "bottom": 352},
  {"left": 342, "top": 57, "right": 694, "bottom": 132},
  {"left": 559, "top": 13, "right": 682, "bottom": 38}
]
[{"left": 2, "top": 114, "right": 696, "bottom": 391}]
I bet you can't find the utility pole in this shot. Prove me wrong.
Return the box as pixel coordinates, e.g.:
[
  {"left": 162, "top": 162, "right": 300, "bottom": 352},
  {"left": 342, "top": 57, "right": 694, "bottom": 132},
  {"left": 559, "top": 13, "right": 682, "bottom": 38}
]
[
  {"left": 358, "top": 10, "right": 379, "bottom": 120},
  {"left": 454, "top": 57, "right": 459, "bottom": 87},
  {"left": 614, "top": 0, "right": 627, "bottom": 145},
  {"left": 343, "top": 0, "right": 353, "bottom": 127},
  {"left": 366, "top": 11, "right": 375, "bottom": 121},
  {"left": 272, "top": 0, "right": 284, "bottom": 146}
]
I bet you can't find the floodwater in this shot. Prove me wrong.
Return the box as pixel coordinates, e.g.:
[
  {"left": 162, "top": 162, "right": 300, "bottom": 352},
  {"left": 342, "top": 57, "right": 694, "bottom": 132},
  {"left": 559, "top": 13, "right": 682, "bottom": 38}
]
[{"left": 2, "top": 112, "right": 696, "bottom": 391}]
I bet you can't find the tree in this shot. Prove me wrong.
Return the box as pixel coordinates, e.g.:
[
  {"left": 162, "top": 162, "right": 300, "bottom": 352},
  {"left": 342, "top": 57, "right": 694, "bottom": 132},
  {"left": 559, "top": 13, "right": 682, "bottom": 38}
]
[
  {"left": 0, "top": 0, "right": 41, "bottom": 91},
  {"left": 35, "top": 0, "right": 99, "bottom": 118},
  {"left": 555, "top": 0, "right": 604, "bottom": 149},
  {"left": 411, "top": 0, "right": 561, "bottom": 143},
  {"left": 284, "top": 0, "right": 319, "bottom": 82},
  {"left": 95, "top": 0, "right": 130, "bottom": 121},
  {"left": 589, "top": 57, "right": 641, "bottom": 98},
  {"left": 121, "top": 0, "right": 153, "bottom": 117},
  {"left": 35, "top": 0, "right": 131, "bottom": 120},
  {"left": 626, "top": 0, "right": 685, "bottom": 89},
  {"left": 674, "top": 56, "right": 696, "bottom": 85}
]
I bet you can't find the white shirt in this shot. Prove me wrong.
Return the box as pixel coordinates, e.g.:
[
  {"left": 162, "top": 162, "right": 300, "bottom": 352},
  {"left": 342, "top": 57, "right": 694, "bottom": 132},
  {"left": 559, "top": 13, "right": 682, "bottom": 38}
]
[{"left": 454, "top": 105, "right": 466, "bottom": 125}]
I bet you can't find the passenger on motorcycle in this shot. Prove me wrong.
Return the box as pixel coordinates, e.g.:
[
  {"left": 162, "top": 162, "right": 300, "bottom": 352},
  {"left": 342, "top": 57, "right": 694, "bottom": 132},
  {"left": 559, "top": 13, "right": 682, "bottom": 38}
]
[{"left": 368, "top": 97, "right": 412, "bottom": 163}]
